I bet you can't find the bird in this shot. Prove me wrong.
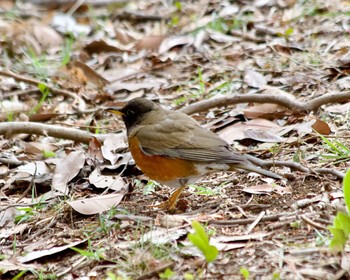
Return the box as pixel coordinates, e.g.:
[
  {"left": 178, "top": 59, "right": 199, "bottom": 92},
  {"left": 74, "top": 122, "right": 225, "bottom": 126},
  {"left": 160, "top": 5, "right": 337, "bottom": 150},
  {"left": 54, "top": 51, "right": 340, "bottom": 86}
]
[{"left": 106, "top": 97, "right": 282, "bottom": 210}]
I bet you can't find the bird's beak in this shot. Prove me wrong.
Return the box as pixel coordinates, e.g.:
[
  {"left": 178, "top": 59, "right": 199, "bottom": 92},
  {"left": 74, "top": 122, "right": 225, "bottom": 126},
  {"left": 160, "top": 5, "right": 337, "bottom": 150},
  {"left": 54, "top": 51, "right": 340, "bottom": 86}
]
[{"left": 105, "top": 107, "right": 125, "bottom": 116}]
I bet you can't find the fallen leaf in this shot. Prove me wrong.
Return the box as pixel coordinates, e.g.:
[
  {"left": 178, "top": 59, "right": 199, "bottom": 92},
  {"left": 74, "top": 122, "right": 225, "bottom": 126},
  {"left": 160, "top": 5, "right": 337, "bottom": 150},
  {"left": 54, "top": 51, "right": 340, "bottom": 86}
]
[
  {"left": 0, "top": 100, "right": 29, "bottom": 112},
  {"left": 311, "top": 118, "right": 331, "bottom": 135},
  {"left": 101, "top": 133, "right": 128, "bottom": 165},
  {"left": 89, "top": 168, "right": 127, "bottom": 191},
  {"left": 243, "top": 103, "right": 286, "bottom": 119},
  {"left": 158, "top": 35, "right": 194, "bottom": 54},
  {"left": 52, "top": 151, "right": 85, "bottom": 194},
  {"left": 16, "top": 161, "right": 51, "bottom": 176},
  {"left": 0, "top": 260, "right": 37, "bottom": 274},
  {"left": 218, "top": 119, "right": 281, "bottom": 143},
  {"left": 67, "top": 60, "right": 109, "bottom": 88},
  {"left": 140, "top": 228, "right": 188, "bottom": 245},
  {"left": 0, "top": 223, "right": 28, "bottom": 239},
  {"left": 18, "top": 239, "right": 87, "bottom": 263},
  {"left": 67, "top": 193, "right": 124, "bottom": 215},
  {"left": 115, "top": 29, "right": 138, "bottom": 45},
  {"left": 52, "top": 13, "right": 91, "bottom": 35},
  {"left": 83, "top": 39, "right": 126, "bottom": 54},
  {"left": 86, "top": 137, "right": 104, "bottom": 165},
  {"left": 134, "top": 35, "right": 164, "bottom": 51},
  {"left": 325, "top": 102, "right": 350, "bottom": 114},
  {"left": 244, "top": 69, "right": 267, "bottom": 88},
  {"left": 242, "top": 184, "right": 291, "bottom": 195},
  {"left": 296, "top": 118, "right": 331, "bottom": 135}
]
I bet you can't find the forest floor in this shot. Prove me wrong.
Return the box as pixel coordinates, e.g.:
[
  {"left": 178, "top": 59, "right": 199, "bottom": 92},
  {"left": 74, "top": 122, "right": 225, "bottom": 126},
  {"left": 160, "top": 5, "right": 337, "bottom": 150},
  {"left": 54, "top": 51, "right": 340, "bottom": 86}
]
[{"left": 1, "top": 0, "right": 350, "bottom": 279}]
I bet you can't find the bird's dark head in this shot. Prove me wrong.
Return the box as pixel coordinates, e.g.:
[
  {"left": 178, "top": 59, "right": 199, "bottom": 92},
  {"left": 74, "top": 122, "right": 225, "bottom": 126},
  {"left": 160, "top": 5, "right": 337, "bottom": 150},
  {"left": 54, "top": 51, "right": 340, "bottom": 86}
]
[{"left": 106, "top": 97, "right": 156, "bottom": 131}]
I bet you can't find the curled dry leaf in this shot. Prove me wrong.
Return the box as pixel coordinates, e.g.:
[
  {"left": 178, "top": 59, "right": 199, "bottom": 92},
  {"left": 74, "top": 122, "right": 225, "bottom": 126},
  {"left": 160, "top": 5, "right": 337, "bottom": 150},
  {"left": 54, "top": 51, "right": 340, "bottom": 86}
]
[
  {"left": 52, "top": 151, "right": 85, "bottom": 194},
  {"left": 67, "top": 193, "right": 124, "bottom": 215},
  {"left": 89, "top": 168, "right": 127, "bottom": 192},
  {"left": 18, "top": 239, "right": 87, "bottom": 263},
  {"left": 158, "top": 35, "right": 194, "bottom": 54},
  {"left": 244, "top": 69, "right": 267, "bottom": 88},
  {"left": 101, "top": 133, "right": 128, "bottom": 165}
]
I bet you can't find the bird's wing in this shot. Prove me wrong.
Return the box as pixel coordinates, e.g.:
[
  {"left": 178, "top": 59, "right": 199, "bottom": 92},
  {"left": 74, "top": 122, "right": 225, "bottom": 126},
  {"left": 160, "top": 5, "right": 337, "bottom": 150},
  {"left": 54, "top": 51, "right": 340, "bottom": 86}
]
[{"left": 133, "top": 111, "right": 248, "bottom": 164}]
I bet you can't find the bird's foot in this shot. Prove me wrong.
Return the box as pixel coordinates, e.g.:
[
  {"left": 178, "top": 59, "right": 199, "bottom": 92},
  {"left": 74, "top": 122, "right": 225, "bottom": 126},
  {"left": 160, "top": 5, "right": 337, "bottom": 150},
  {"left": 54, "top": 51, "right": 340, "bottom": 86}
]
[{"left": 149, "top": 185, "right": 186, "bottom": 211}]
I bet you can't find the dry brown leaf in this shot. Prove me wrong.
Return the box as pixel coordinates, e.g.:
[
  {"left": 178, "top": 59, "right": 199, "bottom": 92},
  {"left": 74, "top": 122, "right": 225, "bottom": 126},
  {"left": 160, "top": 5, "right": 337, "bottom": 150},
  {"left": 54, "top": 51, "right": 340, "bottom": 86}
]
[
  {"left": 0, "top": 223, "right": 28, "bottom": 239},
  {"left": 67, "top": 193, "right": 124, "bottom": 215},
  {"left": 1, "top": 100, "right": 29, "bottom": 113},
  {"left": 102, "top": 68, "right": 140, "bottom": 82},
  {"left": 218, "top": 119, "right": 281, "bottom": 143},
  {"left": 244, "top": 69, "right": 267, "bottom": 88},
  {"left": 16, "top": 161, "right": 51, "bottom": 176},
  {"left": 325, "top": 102, "right": 350, "bottom": 113},
  {"left": 83, "top": 39, "right": 126, "bottom": 54},
  {"left": 242, "top": 184, "right": 292, "bottom": 195},
  {"left": 52, "top": 151, "right": 85, "bottom": 194},
  {"left": 32, "top": 24, "right": 63, "bottom": 50},
  {"left": 244, "top": 129, "right": 283, "bottom": 143},
  {"left": 106, "top": 81, "right": 166, "bottom": 93},
  {"left": 295, "top": 118, "right": 331, "bottom": 135},
  {"left": 0, "top": 260, "right": 37, "bottom": 274},
  {"left": 101, "top": 133, "right": 128, "bottom": 165},
  {"left": 67, "top": 60, "right": 109, "bottom": 88},
  {"left": 158, "top": 35, "right": 194, "bottom": 54},
  {"left": 115, "top": 29, "right": 138, "bottom": 45},
  {"left": 140, "top": 228, "right": 188, "bottom": 245},
  {"left": 18, "top": 239, "right": 87, "bottom": 263},
  {"left": 28, "top": 113, "right": 61, "bottom": 122},
  {"left": 134, "top": 35, "right": 164, "bottom": 51},
  {"left": 52, "top": 13, "right": 91, "bottom": 35},
  {"left": 22, "top": 142, "right": 58, "bottom": 157},
  {"left": 211, "top": 232, "right": 272, "bottom": 251},
  {"left": 89, "top": 168, "right": 127, "bottom": 192},
  {"left": 243, "top": 103, "right": 286, "bottom": 119},
  {"left": 311, "top": 118, "right": 331, "bottom": 135},
  {"left": 87, "top": 137, "right": 104, "bottom": 165},
  {"left": 0, "top": 207, "right": 16, "bottom": 227}
]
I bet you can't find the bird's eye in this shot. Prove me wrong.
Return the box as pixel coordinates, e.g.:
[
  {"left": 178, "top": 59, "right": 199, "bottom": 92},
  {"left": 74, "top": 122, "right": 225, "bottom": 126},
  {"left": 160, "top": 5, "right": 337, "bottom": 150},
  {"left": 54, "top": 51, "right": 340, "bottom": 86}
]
[{"left": 127, "top": 109, "right": 134, "bottom": 116}]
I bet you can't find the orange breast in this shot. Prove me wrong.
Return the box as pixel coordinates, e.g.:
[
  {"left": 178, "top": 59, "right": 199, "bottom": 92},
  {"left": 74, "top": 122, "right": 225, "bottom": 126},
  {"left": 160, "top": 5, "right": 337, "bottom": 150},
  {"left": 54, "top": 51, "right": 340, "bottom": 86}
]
[{"left": 129, "top": 136, "right": 197, "bottom": 182}]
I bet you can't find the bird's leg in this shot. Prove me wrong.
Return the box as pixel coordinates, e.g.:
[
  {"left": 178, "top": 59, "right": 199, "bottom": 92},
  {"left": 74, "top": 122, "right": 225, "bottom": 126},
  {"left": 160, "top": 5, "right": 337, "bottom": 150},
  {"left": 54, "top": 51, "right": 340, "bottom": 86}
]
[{"left": 150, "top": 185, "right": 187, "bottom": 210}]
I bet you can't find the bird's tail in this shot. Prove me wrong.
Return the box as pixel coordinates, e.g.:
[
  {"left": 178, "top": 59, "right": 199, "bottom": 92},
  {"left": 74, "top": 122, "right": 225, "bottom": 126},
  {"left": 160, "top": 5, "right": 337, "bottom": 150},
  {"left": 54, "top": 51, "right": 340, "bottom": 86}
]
[{"left": 230, "top": 163, "right": 282, "bottom": 180}]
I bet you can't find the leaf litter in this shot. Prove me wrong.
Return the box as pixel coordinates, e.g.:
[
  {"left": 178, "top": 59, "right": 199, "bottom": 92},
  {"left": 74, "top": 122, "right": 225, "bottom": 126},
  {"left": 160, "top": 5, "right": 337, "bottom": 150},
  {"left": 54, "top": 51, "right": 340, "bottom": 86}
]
[{"left": 0, "top": 0, "right": 349, "bottom": 279}]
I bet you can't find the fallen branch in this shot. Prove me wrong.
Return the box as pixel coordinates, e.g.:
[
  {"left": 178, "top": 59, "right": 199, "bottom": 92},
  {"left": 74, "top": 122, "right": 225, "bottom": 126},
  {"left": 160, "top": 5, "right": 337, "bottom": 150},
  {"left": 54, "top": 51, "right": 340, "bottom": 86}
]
[
  {"left": 0, "top": 122, "right": 107, "bottom": 144},
  {"left": 0, "top": 70, "right": 86, "bottom": 111},
  {"left": 181, "top": 91, "right": 350, "bottom": 115}
]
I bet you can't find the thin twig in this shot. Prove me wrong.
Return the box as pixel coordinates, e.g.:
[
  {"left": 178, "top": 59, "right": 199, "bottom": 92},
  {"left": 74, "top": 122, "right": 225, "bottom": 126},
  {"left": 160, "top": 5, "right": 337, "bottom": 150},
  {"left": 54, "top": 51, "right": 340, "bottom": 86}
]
[
  {"left": 300, "top": 215, "right": 328, "bottom": 230},
  {"left": 245, "top": 211, "right": 265, "bottom": 234},
  {"left": 209, "top": 211, "right": 298, "bottom": 227}
]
